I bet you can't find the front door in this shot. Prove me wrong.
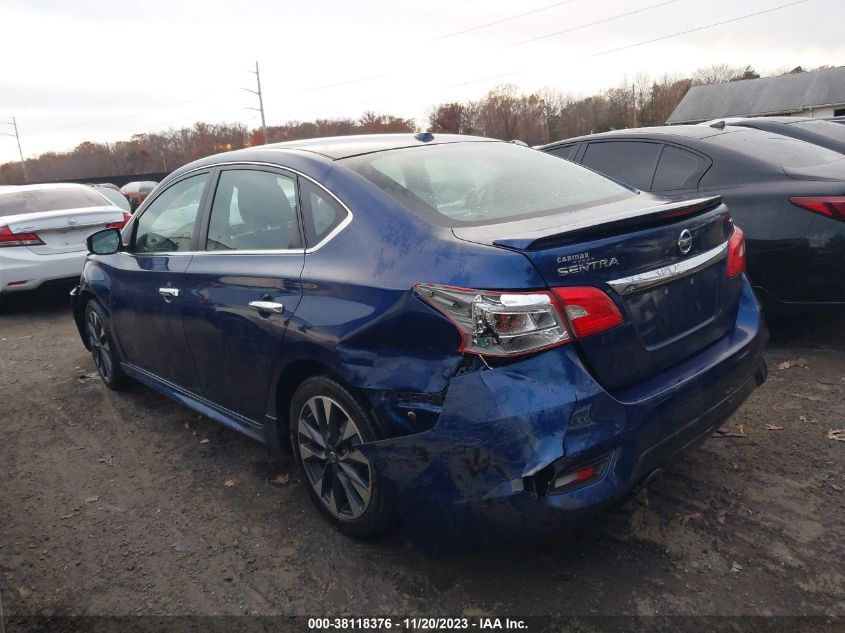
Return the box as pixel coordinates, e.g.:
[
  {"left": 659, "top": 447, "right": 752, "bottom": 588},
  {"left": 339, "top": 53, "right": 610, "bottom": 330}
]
[
  {"left": 109, "top": 172, "right": 211, "bottom": 390},
  {"left": 181, "top": 167, "right": 305, "bottom": 422}
]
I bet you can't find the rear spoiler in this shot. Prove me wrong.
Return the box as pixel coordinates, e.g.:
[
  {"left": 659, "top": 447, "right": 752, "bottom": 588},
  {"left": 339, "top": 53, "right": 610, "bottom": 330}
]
[
  {"left": 783, "top": 162, "right": 845, "bottom": 182},
  {"left": 455, "top": 196, "right": 723, "bottom": 251}
]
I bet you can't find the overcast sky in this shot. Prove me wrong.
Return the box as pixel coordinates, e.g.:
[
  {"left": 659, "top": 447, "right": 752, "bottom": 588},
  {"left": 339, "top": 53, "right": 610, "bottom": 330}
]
[{"left": 1, "top": 0, "right": 843, "bottom": 163}]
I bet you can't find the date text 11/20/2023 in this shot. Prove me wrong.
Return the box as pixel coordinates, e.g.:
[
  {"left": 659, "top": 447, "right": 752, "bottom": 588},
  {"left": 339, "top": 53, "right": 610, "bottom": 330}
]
[{"left": 307, "top": 617, "right": 528, "bottom": 630}]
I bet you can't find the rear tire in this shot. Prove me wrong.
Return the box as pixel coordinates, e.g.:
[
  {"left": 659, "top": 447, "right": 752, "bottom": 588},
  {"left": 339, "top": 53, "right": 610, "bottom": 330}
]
[
  {"left": 289, "top": 376, "right": 394, "bottom": 538},
  {"left": 84, "top": 300, "right": 131, "bottom": 391}
]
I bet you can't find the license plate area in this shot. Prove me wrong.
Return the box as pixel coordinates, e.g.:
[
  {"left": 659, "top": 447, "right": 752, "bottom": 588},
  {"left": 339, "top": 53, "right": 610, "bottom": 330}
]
[{"left": 624, "top": 265, "right": 720, "bottom": 347}]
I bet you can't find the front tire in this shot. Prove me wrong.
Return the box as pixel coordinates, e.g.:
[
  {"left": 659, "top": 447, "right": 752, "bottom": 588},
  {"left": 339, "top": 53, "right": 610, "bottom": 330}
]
[
  {"left": 84, "top": 300, "right": 131, "bottom": 391},
  {"left": 289, "top": 376, "right": 394, "bottom": 538}
]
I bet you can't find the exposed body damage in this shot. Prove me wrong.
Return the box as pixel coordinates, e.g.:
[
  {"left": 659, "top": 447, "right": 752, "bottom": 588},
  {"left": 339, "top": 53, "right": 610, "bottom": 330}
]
[{"left": 356, "top": 278, "right": 766, "bottom": 548}]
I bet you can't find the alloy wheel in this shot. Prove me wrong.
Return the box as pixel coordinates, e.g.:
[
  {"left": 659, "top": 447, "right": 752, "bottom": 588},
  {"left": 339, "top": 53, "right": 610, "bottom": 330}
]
[
  {"left": 87, "top": 309, "right": 113, "bottom": 382},
  {"left": 296, "top": 396, "right": 373, "bottom": 520}
]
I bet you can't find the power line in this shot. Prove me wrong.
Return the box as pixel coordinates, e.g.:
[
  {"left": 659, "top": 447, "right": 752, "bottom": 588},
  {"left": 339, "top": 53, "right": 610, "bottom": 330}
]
[
  {"left": 438, "top": 0, "right": 813, "bottom": 95},
  {"left": 295, "top": 0, "right": 583, "bottom": 95},
  {"left": 500, "top": 0, "right": 682, "bottom": 49},
  {"left": 587, "top": 0, "right": 812, "bottom": 57},
  {"left": 430, "top": 0, "right": 578, "bottom": 42},
  {"left": 444, "top": 71, "right": 525, "bottom": 89},
  {"left": 26, "top": 90, "right": 231, "bottom": 134},
  {"left": 296, "top": 73, "right": 389, "bottom": 95}
]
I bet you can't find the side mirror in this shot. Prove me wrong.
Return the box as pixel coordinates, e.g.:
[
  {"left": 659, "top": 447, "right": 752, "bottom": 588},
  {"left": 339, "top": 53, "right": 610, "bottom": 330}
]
[{"left": 87, "top": 228, "right": 122, "bottom": 255}]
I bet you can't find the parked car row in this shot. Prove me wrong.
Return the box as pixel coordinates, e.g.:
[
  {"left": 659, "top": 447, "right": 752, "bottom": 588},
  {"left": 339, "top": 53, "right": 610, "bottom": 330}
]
[
  {"left": 540, "top": 116, "right": 845, "bottom": 312},
  {"left": 0, "top": 183, "right": 131, "bottom": 296},
  {"left": 72, "top": 133, "right": 768, "bottom": 546}
]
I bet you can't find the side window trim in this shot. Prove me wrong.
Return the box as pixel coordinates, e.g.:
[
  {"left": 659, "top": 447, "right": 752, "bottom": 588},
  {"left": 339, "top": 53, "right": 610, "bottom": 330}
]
[
  {"left": 197, "top": 164, "right": 305, "bottom": 255},
  {"left": 126, "top": 170, "right": 213, "bottom": 254},
  {"left": 127, "top": 160, "right": 354, "bottom": 255},
  {"left": 297, "top": 175, "right": 353, "bottom": 251},
  {"left": 648, "top": 145, "right": 666, "bottom": 190}
]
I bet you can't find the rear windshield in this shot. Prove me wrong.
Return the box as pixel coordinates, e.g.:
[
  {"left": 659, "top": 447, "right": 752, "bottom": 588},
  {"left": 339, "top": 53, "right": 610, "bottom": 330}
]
[
  {"left": 708, "top": 130, "right": 844, "bottom": 167},
  {"left": 785, "top": 119, "right": 845, "bottom": 143},
  {"left": 0, "top": 187, "right": 110, "bottom": 218},
  {"left": 343, "top": 142, "right": 634, "bottom": 227}
]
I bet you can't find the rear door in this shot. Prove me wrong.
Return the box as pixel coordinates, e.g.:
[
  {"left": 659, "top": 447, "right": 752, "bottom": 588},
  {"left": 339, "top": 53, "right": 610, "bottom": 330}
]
[
  {"left": 181, "top": 166, "right": 305, "bottom": 423},
  {"left": 108, "top": 172, "right": 211, "bottom": 390}
]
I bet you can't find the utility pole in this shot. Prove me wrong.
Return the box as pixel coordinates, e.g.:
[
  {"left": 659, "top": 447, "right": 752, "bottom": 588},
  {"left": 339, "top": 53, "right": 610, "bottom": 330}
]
[
  {"left": 1, "top": 117, "right": 27, "bottom": 182},
  {"left": 242, "top": 61, "right": 268, "bottom": 144},
  {"left": 631, "top": 84, "right": 637, "bottom": 128}
]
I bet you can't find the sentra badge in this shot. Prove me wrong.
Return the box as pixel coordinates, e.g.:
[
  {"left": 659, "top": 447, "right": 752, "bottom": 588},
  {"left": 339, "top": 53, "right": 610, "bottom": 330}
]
[{"left": 557, "top": 251, "right": 619, "bottom": 276}]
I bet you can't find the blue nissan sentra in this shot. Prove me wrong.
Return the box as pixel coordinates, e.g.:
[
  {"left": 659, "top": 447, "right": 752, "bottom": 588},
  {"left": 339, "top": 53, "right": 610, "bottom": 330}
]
[{"left": 72, "top": 134, "right": 767, "bottom": 544}]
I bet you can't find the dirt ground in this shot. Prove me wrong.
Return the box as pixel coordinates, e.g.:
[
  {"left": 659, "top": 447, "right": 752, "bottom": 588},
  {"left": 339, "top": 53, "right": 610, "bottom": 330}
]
[{"left": 1, "top": 286, "right": 843, "bottom": 623}]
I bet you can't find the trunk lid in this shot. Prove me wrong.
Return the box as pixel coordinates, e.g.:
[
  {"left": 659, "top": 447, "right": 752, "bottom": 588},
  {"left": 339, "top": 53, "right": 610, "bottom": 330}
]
[
  {"left": 454, "top": 195, "right": 741, "bottom": 392},
  {"left": 3, "top": 206, "right": 125, "bottom": 255}
]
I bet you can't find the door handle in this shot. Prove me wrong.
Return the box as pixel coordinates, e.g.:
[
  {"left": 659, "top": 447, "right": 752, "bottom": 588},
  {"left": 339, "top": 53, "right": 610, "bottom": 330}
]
[
  {"left": 249, "top": 300, "right": 284, "bottom": 314},
  {"left": 159, "top": 287, "right": 180, "bottom": 299}
]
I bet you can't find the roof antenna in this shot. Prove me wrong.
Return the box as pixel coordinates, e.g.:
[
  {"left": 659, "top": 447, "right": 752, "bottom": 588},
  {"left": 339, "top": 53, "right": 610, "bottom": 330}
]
[
  {"left": 414, "top": 132, "right": 434, "bottom": 142},
  {"left": 710, "top": 120, "right": 726, "bottom": 129}
]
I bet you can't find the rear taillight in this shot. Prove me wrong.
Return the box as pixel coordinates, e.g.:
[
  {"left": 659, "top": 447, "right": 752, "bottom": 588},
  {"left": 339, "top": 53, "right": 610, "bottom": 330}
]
[
  {"left": 106, "top": 212, "right": 132, "bottom": 230},
  {"left": 790, "top": 196, "right": 845, "bottom": 222},
  {"left": 726, "top": 225, "right": 746, "bottom": 278},
  {"left": 414, "top": 283, "right": 623, "bottom": 357},
  {"left": 551, "top": 287, "right": 624, "bottom": 339},
  {"left": 0, "top": 225, "right": 45, "bottom": 248}
]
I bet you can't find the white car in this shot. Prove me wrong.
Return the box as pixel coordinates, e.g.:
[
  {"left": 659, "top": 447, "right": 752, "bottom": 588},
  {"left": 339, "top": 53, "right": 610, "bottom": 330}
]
[{"left": 0, "top": 183, "right": 130, "bottom": 296}]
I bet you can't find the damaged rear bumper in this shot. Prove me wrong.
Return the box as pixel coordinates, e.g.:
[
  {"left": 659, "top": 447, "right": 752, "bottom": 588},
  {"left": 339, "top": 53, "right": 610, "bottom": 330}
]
[{"left": 357, "top": 279, "right": 768, "bottom": 547}]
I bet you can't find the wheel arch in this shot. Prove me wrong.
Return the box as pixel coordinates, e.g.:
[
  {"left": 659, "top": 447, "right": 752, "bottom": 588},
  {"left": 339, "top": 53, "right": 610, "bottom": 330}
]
[{"left": 272, "top": 358, "right": 337, "bottom": 454}]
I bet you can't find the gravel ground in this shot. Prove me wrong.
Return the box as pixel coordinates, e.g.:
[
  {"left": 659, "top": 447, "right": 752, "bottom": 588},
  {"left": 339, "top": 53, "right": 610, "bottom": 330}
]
[{"left": 1, "top": 287, "right": 843, "bottom": 623}]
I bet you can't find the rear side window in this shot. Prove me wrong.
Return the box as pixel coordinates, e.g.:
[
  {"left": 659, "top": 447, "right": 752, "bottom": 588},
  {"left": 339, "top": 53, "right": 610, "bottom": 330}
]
[
  {"left": 707, "top": 130, "right": 843, "bottom": 167},
  {"left": 134, "top": 174, "right": 208, "bottom": 253},
  {"left": 206, "top": 169, "right": 301, "bottom": 251},
  {"left": 344, "top": 142, "right": 633, "bottom": 227},
  {"left": 299, "top": 179, "right": 349, "bottom": 248},
  {"left": 546, "top": 144, "right": 578, "bottom": 161},
  {"left": 0, "top": 187, "right": 110, "bottom": 217},
  {"left": 651, "top": 146, "right": 709, "bottom": 191},
  {"left": 581, "top": 141, "right": 661, "bottom": 190}
]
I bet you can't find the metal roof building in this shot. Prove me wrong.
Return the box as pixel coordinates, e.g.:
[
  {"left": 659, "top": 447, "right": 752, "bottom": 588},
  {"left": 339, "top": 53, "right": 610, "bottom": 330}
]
[{"left": 667, "top": 66, "right": 845, "bottom": 124}]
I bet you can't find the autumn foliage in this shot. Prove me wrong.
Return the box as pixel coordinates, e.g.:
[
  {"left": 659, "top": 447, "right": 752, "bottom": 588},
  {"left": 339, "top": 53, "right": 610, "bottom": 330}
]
[{"left": 0, "top": 63, "right": 824, "bottom": 185}]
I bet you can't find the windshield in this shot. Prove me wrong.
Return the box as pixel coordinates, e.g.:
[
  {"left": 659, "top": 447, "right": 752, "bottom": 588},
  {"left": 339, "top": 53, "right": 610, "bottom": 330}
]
[
  {"left": 0, "top": 187, "right": 110, "bottom": 218},
  {"left": 344, "top": 142, "right": 634, "bottom": 227}
]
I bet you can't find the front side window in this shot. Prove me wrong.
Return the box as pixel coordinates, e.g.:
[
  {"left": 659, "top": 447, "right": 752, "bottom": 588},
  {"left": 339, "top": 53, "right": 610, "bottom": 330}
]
[
  {"left": 344, "top": 142, "right": 633, "bottom": 227},
  {"left": 206, "top": 169, "right": 301, "bottom": 251},
  {"left": 299, "top": 179, "right": 349, "bottom": 247},
  {"left": 133, "top": 173, "right": 208, "bottom": 253},
  {"left": 581, "top": 141, "right": 661, "bottom": 190}
]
